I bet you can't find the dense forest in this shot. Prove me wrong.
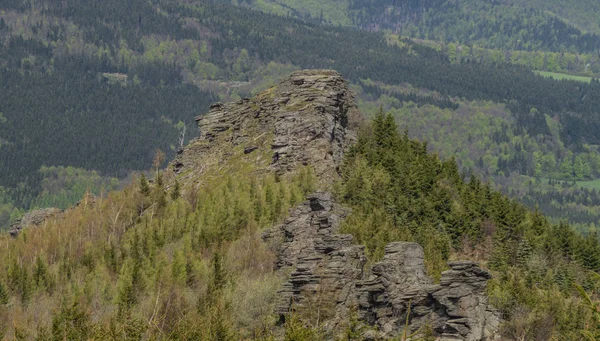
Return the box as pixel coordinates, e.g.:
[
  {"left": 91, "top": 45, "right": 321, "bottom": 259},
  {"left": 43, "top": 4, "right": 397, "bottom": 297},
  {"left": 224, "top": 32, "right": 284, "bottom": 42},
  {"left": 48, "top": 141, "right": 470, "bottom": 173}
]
[{"left": 230, "top": 0, "right": 600, "bottom": 53}]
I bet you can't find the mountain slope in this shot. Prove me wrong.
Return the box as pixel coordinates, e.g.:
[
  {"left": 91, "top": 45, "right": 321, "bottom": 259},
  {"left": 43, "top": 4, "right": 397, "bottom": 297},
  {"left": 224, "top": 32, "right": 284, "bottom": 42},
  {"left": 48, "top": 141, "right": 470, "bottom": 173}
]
[
  {"left": 226, "top": 0, "right": 600, "bottom": 53},
  {"left": 1, "top": 70, "right": 598, "bottom": 340}
]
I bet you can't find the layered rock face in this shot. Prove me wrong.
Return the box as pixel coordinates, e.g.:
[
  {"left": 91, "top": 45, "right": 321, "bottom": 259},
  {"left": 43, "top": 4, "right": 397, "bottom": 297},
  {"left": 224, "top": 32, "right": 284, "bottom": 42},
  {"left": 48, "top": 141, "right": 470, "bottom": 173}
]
[
  {"left": 262, "top": 192, "right": 366, "bottom": 327},
  {"left": 263, "top": 193, "right": 500, "bottom": 340},
  {"left": 172, "top": 70, "right": 359, "bottom": 188},
  {"left": 356, "top": 246, "right": 500, "bottom": 340}
]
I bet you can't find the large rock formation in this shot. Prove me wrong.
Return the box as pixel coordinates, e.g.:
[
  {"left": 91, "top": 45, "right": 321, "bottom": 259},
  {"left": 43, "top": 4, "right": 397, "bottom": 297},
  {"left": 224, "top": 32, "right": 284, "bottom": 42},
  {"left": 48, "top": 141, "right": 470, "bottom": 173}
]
[
  {"left": 263, "top": 193, "right": 500, "bottom": 340},
  {"left": 262, "top": 192, "right": 366, "bottom": 327},
  {"left": 356, "top": 246, "right": 500, "bottom": 340},
  {"left": 171, "top": 70, "right": 360, "bottom": 189}
]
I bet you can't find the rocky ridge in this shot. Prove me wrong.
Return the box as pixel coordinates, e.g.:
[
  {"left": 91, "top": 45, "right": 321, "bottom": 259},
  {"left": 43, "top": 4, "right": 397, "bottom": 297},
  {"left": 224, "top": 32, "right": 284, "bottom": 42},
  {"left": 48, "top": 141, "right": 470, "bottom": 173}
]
[
  {"left": 5, "top": 69, "right": 500, "bottom": 339},
  {"left": 174, "top": 69, "right": 500, "bottom": 340},
  {"left": 263, "top": 193, "right": 500, "bottom": 340}
]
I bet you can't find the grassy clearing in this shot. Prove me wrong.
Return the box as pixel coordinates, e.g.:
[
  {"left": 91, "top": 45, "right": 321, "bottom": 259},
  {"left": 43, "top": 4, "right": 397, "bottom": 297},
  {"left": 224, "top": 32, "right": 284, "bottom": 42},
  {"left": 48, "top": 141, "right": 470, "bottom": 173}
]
[
  {"left": 536, "top": 71, "right": 593, "bottom": 83},
  {"left": 576, "top": 179, "right": 600, "bottom": 190}
]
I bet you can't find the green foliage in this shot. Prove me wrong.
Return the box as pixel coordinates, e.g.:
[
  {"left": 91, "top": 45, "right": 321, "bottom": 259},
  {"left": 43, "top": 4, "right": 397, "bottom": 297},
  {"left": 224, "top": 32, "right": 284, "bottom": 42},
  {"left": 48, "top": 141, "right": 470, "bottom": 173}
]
[
  {"left": 575, "top": 272, "right": 600, "bottom": 340},
  {"left": 0, "top": 281, "right": 8, "bottom": 305},
  {"left": 7, "top": 259, "right": 33, "bottom": 306},
  {"left": 33, "top": 255, "right": 54, "bottom": 293},
  {"left": 357, "top": 89, "right": 600, "bottom": 229},
  {"left": 339, "top": 111, "right": 464, "bottom": 275},
  {"left": 139, "top": 174, "right": 150, "bottom": 197},
  {"left": 5, "top": 0, "right": 600, "bottom": 233},
  {"left": 338, "top": 109, "right": 600, "bottom": 337},
  {"left": 0, "top": 185, "right": 23, "bottom": 230},
  {"left": 30, "top": 166, "right": 121, "bottom": 210},
  {"left": 0, "top": 159, "right": 311, "bottom": 338},
  {"left": 338, "top": 308, "right": 364, "bottom": 341},
  {"left": 232, "top": 0, "right": 600, "bottom": 53},
  {"left": 51, "top": 298, "right": 91, "bottom": 341},
  {"left": 170, "top": 179, "right": 181, "bottom": 200},
  {"left": 284, "top": 312, "right": 320, "bottom": 341}
]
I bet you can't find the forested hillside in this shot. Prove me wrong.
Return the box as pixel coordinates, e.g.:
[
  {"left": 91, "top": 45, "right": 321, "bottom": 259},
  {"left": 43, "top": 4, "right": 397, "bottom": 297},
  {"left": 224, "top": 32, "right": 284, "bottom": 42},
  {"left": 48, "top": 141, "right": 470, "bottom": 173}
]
[
  {"left": 227, "top": 0, "right": 600, "bottom": 52},
  {"left": 1, "top": 76, "right": 600, "bottom": 339},
  {"left": 3, "top": 0, "right": 600, "bottom": 233},
  {"left": 1, "top": 0, "right": 600, "bottom": 335}
]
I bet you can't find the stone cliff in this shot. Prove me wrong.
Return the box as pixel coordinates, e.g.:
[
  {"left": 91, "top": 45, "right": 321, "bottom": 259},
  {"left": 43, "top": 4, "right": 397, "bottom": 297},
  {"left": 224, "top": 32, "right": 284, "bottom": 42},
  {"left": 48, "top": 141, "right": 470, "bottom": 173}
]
[{"left": 8, "top": 207, "right": 61, "bottom": 237}]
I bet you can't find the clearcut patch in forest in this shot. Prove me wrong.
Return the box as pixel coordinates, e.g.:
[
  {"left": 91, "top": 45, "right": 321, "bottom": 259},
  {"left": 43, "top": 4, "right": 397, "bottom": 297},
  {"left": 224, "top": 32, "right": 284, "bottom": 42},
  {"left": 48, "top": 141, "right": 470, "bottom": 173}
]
[
  {"left": 536, "top": 70, "right": 593, "bottom": 83},
  {"left": 576, "top": 179, "right": 600, "bottom": 189}
]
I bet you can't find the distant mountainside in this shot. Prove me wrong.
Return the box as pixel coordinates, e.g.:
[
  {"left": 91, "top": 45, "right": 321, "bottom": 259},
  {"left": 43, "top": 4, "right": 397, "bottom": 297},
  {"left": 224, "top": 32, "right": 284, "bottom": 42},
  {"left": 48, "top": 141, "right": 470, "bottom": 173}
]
[
  {"left": 226, "top": 0, "right": 600, "bottom": 53},
  {"left": 514, "top": 0, "right": 600, "bottom": 34}
]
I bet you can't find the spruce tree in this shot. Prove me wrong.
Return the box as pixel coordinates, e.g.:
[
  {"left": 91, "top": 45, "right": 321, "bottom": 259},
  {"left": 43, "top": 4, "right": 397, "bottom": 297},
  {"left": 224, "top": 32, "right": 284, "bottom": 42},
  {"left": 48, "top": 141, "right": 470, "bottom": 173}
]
[
  {"left": 139, "top": 174, "right": 150, "bottom": 196},
  {"left": 170, "top": 179, "right": 181, "bottom": 200},
  {"left": 33, "top": 256, "right": 49, "bottom": 289},
  {"left": 0, "top": 281, "right": 8, "bottom": 305},
  {"left": 51, "top": 299, "right": 91, "bottom": 341}
]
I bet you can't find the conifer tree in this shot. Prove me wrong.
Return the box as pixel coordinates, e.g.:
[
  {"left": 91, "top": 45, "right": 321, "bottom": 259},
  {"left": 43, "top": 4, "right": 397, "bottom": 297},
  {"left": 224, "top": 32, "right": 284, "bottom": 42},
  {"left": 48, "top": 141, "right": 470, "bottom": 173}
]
[
  {"left": 139, "top": 174, "right": 150, "bottom": 196},
  {"left": 0, "top": 281, "right": 8, "bottom": 305},
  {"left": 33, "top": 255, "right": 49, "bottom": 289},
  {"left": 186, "top": 257, "right": 196, "bottom": 287},
  {"left": 51, "top": 298, "right": 91, "bottom": 341},
  {"left": 171, "top": 179, "right": 181, "bottom": 200},
  {"left": 153, "top": 172, "right": 167, "bottom": 213}
]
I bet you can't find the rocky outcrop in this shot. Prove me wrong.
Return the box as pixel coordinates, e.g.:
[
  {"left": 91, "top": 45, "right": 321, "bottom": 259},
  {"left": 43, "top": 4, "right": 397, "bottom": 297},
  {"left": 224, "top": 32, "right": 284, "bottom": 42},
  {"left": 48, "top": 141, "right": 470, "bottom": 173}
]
[
  {"left": 262, "top": 192, "right": 366, "bottom": 328},
  {"left": 357, "top": 246, "right": 500, "bottom": 340},
  {"left": 263, "top": 193, "right": 500, "bottom": 340},
  {"left": 9, "top": 207, "right": 61, "bottom": 237},
  {"left": 171, "top": 70, "right": 360, "bottom": 188}
]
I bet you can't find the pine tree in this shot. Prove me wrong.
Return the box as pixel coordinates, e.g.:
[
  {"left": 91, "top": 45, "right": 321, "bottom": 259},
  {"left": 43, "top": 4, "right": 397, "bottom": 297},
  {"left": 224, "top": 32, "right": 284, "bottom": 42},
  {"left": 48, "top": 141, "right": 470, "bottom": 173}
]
[
  {"left": 209, "top": 252, "right": 227, "bottom": 295},
  {"left": 172, "top": 249, "right": 186, "bottom": 284},
  {"left": 154, "top": 172, "right": 167, "bottom": 212},
  {"left": 186, "top": 257, "right": 196, "bottom": 287},
  {"left": 372, "top": 108, "right": 398, "bottom": 150},
  {"left": 139, "top": 174, "right": 150, "bottom": 196},
  {"left": 170, "top": 179, "right": 181, "bottom": 200},
  {"left": 283, "top": 312, "right": 319, "bottom": 341},
  {"left": 51, "top": 299, "right": 91, "bottom": 341},
  {"left": 33, "top": 255, "right": 49, "bottom": 289},
  {"left": 116, "top": 259, "right": 139, "bottom": 316}
]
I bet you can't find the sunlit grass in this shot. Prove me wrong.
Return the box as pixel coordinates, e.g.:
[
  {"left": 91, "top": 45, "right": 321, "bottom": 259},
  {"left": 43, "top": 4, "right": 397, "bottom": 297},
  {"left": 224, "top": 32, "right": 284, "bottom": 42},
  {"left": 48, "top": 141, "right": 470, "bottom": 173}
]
[{"left": 536, "top": 70, "right": 593, "bottom": 83}]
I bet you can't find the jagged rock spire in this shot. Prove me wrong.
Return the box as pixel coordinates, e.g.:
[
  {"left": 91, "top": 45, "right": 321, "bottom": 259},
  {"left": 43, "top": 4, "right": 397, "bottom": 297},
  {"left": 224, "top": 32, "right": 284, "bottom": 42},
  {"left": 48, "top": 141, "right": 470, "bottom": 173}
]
[{"left": 171, "top": 70, "right": 360, "bottom": 189}]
